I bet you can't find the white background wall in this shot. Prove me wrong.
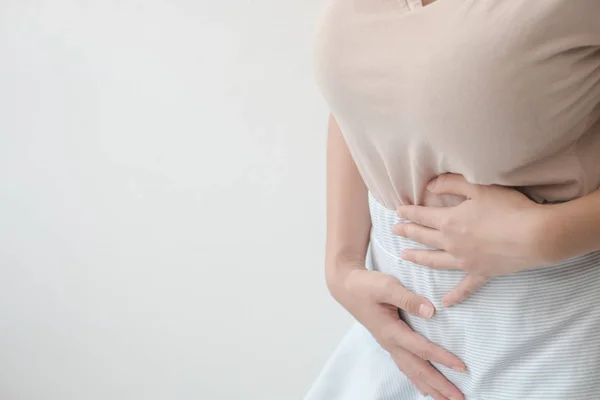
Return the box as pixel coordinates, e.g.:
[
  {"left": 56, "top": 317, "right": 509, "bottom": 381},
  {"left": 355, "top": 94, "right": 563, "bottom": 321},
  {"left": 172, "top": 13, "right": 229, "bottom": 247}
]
[{"left": 0, "top": 1, "right": 352, "bottom": 399}]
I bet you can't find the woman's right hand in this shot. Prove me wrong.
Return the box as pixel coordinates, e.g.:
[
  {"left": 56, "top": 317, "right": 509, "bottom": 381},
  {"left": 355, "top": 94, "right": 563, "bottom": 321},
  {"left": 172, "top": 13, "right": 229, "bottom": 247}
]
[{"left": 327, "top": 265, "right": 466, "bottom": 400}]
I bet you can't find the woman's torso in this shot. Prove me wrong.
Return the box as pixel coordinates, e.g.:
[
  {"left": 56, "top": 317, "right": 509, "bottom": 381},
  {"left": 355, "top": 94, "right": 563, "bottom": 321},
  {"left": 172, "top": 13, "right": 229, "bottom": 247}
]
[
  {"left": 312, "top": 0, "right": 600, "bottom": 210},
  {"left": 309, "top": 2, "right": 600, "bottom": 397}
]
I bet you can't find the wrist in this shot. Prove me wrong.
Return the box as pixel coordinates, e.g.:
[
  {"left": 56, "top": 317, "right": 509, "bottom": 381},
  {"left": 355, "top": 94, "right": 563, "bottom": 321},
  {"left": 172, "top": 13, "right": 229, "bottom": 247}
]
[
  {"left": 528, "top": 203, "right": 571, "bottom": 265},
  {"left": 324, "top": 256, "right": 365, "bottom": 299}
]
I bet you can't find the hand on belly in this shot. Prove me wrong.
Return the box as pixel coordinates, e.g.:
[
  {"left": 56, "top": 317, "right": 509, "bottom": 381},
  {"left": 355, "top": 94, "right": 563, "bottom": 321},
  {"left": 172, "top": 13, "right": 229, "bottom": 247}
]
[{"left": 392, "top": 173, "right": 555, "bottom": 307}]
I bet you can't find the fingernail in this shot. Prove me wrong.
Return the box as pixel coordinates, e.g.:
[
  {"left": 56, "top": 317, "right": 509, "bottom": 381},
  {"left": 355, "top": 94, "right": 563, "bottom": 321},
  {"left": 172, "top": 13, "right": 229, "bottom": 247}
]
[
  {"left": 419, "top": 304, "right": 434, "bottom": 319},
  {"left": 452, "top": 365, "right": 467, "bottom": 373},
  {"left": 392, "top": 225, "right": 400, "bottom": 235}
]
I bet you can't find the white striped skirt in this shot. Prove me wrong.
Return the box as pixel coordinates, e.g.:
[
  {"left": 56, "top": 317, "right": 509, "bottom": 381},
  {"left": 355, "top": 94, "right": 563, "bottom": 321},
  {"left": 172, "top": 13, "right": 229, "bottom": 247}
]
[{"left": 306, "top": 191, "right": 600, "bottom": 400}]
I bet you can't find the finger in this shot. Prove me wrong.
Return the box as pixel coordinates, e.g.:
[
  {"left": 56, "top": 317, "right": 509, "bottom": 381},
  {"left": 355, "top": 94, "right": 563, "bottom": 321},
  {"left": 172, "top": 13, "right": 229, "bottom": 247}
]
[
  {"left": 411, "top": 380, "right": 450, "bottom": 400},
  {"left": 414, "top": 359, "right": 464, "bottom": 400},
  {"left": 426, "top": 173, "right": 479, "bottom": 199},
  {"left": 392, "top": 223, "right": 445, "bottom": 249},
  {"left": 395, "top": 205, "right": 448, "bottom": 229},
  {"left": 393, "top": 323, "right": 467, "bottom": 372},
  {"left": 442, "top": 274, "right": 490, "bottom": 307},
  {"left": 394, "top": 350, "right": 464, "bottom": 400},
  {"left": 420, "top": 382, "right": 451, "bottom": 400},
  {"left": 392, "top": 350, "right": 461, "bottom": 400},
  {"left": 400, "top": 249, "right": 461, "bottom": 270},
  {"left": 378, "top": 275, "right": 436, "bottom": 319},
  {"left": 411, "top": 379, "right": 429, "bottom": 397}
]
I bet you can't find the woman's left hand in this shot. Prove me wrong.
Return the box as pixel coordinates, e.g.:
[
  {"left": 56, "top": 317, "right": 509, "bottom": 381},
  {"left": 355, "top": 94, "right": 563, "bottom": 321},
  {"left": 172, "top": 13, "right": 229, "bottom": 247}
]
[{"left": 393, "top": 174, "right": 554, "bottom": 307}]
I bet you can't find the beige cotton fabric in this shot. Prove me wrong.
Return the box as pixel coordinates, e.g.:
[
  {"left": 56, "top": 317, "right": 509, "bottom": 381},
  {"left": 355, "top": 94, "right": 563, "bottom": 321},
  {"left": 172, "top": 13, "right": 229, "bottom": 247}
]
[{"left": 312, "top": 0, "right": 600, "bottom": 210}]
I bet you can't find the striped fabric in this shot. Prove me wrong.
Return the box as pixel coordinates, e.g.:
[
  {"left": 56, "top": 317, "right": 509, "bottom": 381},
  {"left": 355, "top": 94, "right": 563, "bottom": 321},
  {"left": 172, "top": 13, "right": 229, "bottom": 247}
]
[{"left": 305, "top": 191, "right": 600, "bottom": 400}]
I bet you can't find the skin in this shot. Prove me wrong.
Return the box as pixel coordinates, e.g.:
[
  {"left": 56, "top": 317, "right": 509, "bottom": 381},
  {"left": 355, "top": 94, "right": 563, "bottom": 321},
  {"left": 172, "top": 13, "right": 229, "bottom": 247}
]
[
  {"left": 325, "top": 3, "right": 597, "bottom": 399},
  {"left": 393, "top": 173, "right": 600, "bottom": 307},
  {"left": 326, "top": 114, "right": 465, "bottom": 400},
  {"left": 327, "top": 121, "right": 599, "bottom": 399}
]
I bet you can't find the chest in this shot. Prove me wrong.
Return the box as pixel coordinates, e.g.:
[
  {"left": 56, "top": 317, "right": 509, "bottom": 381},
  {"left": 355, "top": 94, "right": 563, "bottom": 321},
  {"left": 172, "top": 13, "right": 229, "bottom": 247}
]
[{"left": 314, "top": 0, "right": 600, "bottom": 171}]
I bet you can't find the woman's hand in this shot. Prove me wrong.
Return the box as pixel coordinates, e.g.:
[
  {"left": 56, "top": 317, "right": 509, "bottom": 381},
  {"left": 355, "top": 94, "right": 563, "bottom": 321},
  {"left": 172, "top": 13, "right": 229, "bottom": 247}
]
[
  {"left": 393, "top": 174, "right": 552, "bottom": 307},
  {"left": 328, "top": 264, "right": 467, "bottom": 400}
]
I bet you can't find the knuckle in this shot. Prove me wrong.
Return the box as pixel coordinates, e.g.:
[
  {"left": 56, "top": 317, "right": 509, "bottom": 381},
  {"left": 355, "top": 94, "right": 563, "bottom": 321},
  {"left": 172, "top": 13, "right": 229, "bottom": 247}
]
[
  {"left": 398, "top": 293, "right": 414, "bottom": 312},
  {"left": 431, "top": 175, "right": 448, "bottom": 191},
  {"left": 401, "top": 223, "right": 411, "bottom": 235},
  {"left": 411, "top": 251, "right": 423, "bottom": 265},
  {"left": 401, "top": 250, "right": 414, "bottom": 262},
  {"left": 428, "top": 178, "right": 439, "bottom": 192},
  {"left": 405, "top": 225, "right": 418, "bottom": 240},
  {"left": 417, "top": 349, "right": 430, "bottom": 360},
  {"left": 444, "top": 294, "right": 457, "bottom": 305},
  {"left": 440, "top": 215, "right": 460, "bottom": 233},
  {"left": 439, "top": 216, "right": 453, "bottom": 232}
]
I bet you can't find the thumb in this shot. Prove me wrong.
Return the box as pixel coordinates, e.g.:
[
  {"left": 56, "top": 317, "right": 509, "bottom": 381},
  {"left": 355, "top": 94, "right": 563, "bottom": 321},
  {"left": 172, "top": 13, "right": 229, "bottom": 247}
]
[
  {"left": 441, "top": 274, "right": 489, "bottom": 307},
  {"left": 379, "top": 275, "right": 436, "bottom": 319},
  {"left": 426, "top": 173, "right": 478, "bottom": 199}
]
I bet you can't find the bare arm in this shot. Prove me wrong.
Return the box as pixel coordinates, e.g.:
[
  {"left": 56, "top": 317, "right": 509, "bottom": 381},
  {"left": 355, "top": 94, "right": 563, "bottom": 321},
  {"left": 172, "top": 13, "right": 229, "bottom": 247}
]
[
  {"left": 545, "top": 189, "right": 600, "bottom": 262},
  {"left": 322, "top": 114, "right": 466, "bottom": 400},
  {"left": 324, "top": 113, "right": 371, "bottom": 288}
]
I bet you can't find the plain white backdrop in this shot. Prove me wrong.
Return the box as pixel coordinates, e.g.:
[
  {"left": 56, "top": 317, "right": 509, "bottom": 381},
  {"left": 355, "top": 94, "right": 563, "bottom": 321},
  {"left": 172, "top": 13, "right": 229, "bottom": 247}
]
[{"left": 0, "top": 1, "right": 352, "bottom": 399}]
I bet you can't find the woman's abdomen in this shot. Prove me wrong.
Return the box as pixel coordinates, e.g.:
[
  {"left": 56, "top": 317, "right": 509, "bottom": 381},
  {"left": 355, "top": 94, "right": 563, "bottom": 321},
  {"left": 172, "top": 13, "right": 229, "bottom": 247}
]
[{"left": 367, "top": 191, "right": 600, "bottom": 400}]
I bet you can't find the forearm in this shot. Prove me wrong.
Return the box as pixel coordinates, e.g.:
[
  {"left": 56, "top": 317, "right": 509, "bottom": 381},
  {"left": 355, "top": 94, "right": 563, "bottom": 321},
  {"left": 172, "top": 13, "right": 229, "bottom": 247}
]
[
  {"left": 541, "top": 188, "right": 600, "bottom": 263},
  {"left": 324, "top": 113, "right": 372, "bottom": 287}
]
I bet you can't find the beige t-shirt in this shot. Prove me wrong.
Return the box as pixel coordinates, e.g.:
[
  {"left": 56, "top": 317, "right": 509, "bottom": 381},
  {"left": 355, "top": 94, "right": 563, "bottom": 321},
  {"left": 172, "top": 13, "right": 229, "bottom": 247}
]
[{"left": 312, "top": 0, "right": 600, "bottom": 210}]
